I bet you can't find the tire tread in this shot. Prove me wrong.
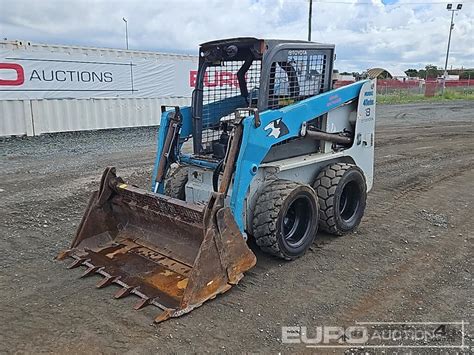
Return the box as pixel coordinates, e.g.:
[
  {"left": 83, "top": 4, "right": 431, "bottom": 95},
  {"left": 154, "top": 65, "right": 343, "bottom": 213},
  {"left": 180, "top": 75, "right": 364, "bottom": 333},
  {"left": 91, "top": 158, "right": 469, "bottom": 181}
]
[
  {"left": 252, "top": 180, "right": 312, "bottom": 260},
  {"left": 164, "top": 165, "right": 188, "bottom": 200},
  {"left": 314, "top": 163, "right": 359, "bottom": 235}
]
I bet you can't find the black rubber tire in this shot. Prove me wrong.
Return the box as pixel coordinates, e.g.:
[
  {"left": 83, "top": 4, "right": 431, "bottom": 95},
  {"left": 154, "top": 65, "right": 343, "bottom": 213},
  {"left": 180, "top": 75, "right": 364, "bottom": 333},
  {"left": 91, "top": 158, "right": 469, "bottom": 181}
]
[
  {"left": 164, "top": 165, "right": 188, "bottom": 200},
  {"left": 313, "top": 163, "right": 367, "bottom": 235},
  {"left": 252, "top": 180, "right": 319, "bottom": 260}
]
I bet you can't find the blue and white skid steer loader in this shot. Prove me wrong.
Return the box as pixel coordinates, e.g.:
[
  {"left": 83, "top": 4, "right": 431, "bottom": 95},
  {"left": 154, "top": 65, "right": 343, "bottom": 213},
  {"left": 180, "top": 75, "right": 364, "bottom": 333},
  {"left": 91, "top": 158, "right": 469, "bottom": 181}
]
[{"left": 58, "top": 38, "right": 376, "bottom": 323}]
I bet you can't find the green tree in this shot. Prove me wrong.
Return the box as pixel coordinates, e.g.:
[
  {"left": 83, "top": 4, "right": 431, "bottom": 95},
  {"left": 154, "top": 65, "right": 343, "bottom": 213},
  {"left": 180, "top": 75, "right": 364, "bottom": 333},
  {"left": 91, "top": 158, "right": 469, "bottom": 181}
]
[
  {"left": 352, "top": 72, "right": 363, "bottom": 80},
  {"left": 425, "top": 64, "right": 439, "bottom": 79},
  {"left": 405, "top": 69, "right": 418, "bottom": 77},
  {"left": 460, "top": 70, "right": 474, "bottom": 79}
]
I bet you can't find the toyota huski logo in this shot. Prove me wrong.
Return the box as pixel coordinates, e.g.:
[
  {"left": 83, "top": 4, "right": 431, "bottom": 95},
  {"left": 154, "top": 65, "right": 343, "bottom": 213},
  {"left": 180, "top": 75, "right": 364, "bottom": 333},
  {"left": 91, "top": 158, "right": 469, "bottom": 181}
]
[{"left": 264, "top": 118, "right": 289, "bottom": 139}]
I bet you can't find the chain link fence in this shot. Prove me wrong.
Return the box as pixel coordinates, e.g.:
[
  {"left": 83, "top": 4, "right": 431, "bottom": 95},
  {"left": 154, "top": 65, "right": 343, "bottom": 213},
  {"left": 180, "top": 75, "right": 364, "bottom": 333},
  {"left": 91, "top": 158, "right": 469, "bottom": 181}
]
[
  {"left": 334, "top": 79, "right": 473, "bottom": 98},
  {"left": 376, "top": 79, "right": 473, "bottom": 97}
]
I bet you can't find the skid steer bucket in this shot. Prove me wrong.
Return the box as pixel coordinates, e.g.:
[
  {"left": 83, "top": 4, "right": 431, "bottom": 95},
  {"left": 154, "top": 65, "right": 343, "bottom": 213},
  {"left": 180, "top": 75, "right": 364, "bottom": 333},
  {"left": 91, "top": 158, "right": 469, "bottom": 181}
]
[{"left": 58, "top": 167, "right": 256, "bottom": 323}]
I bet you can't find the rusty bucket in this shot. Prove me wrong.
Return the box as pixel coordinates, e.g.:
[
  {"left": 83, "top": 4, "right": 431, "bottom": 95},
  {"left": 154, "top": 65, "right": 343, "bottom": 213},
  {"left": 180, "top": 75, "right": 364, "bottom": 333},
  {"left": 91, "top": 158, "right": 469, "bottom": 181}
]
[{"left": 58, "top": 167, "right": 256, "bottom": 323}]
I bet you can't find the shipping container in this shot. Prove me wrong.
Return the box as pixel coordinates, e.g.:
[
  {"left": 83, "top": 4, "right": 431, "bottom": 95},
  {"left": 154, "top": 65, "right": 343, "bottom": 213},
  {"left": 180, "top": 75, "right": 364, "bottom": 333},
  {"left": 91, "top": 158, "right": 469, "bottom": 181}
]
[{"left": 0, "top": 40, "right": 197, "bottom": 136}]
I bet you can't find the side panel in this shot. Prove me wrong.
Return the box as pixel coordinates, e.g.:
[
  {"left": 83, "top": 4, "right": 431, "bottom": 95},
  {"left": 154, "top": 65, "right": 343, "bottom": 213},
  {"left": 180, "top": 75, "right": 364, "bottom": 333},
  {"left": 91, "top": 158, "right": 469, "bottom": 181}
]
[
  {"left": 343, "top": 80, "right": 376, "bottom": 191},
  {"left": 0, "top": 97, "right": 191, "bottom": 137}
]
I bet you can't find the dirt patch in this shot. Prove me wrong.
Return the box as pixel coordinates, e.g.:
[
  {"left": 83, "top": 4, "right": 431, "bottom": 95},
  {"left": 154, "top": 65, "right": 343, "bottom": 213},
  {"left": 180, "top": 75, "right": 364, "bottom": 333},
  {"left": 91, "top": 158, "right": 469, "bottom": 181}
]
[{"left": 0, "top": 101, "right": 472, "bottom": 353}]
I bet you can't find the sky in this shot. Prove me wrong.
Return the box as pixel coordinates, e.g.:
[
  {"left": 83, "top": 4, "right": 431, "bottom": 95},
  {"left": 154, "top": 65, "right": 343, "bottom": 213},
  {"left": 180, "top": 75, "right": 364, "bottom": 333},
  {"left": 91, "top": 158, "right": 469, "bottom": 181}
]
[{"left": 0, "top": 0, "right": 472, "bottom": 72}]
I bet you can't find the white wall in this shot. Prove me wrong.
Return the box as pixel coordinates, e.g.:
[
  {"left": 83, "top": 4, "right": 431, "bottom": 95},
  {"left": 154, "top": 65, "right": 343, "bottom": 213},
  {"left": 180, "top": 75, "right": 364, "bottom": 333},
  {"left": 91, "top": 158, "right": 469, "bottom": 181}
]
[
  {"left": 0, "top": 100, "right": 34, "bottom": 135},
  {"left": 0, "top": 97, "right": 190, "bottom": 136}
]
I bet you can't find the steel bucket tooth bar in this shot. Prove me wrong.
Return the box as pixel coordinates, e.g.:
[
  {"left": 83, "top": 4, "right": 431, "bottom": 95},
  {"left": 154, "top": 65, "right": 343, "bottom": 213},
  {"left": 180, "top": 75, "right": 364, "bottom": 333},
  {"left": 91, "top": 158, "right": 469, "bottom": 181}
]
[{"left": 62, "top": 253, "right": 176, "bottom": 315}]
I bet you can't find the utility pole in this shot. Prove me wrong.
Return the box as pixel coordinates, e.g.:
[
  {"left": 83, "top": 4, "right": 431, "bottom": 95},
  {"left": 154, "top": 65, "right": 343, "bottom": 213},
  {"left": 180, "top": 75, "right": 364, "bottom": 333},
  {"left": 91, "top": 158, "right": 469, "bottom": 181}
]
[
  {"left": 308, "top": 0, "right": 313, "bottom": 41},
  {"left": 122, "top": 17, "right": 129, "bottom": 50},
  {"left": 443, "top": 3, "right": 462, "bottom": 93}
]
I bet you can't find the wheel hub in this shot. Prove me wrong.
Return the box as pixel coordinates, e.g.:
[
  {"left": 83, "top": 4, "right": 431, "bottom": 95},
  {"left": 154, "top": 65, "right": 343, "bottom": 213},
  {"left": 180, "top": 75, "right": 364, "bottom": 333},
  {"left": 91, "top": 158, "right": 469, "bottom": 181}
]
[
  {"left": 339, "top": 181, "right": 360, "bottom": 223},
  {"left": 282, "top": 196, "right": 313, "bottom": 247}
]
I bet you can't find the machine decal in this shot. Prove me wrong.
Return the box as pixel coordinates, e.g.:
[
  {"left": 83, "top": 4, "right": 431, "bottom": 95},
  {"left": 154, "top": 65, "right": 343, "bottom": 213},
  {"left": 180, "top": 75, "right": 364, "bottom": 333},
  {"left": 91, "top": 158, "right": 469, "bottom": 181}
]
[
  {"left": 264, "top": 118, "right": 289, "bottom": 139},
  {"left": 326, "top": 94, "right": 342, "bottom": 108}
]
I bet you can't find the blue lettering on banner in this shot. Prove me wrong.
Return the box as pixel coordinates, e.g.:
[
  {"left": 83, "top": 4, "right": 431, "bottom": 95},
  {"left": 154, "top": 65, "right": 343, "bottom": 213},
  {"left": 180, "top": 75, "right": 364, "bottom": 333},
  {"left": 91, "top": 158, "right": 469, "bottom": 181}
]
[
  {"left": 364, "top": 91, "right": 374, "bottom": 96},
  {"left": 363, "top": 98, "right": 374, "bottom": 106}
]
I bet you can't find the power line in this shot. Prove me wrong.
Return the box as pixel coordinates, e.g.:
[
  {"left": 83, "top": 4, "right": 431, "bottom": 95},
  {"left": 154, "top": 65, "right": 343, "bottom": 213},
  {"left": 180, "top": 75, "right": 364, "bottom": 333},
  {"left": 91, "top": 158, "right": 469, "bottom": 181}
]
[{"left": 309, "top": 0, "right": 473, "bottom": 5}]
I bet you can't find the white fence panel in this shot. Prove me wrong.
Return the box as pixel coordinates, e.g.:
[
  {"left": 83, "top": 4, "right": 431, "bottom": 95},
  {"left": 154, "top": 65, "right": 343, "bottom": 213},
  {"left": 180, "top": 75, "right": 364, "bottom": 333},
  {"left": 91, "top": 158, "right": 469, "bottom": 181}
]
[
  {"left": 0, "top": 97, "right": 190, "bottom": 136},
  {"left": 0, "top": 100, "right": 33, "bottom": 136}
]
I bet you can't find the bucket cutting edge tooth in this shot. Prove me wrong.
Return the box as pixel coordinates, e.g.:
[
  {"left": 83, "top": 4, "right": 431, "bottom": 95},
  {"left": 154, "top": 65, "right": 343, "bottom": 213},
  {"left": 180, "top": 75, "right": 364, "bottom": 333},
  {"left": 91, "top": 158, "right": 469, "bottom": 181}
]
[
  {"left": 67, "top": 257, "right": 89, "bottom": 269},
  {"left": 134, "top": 297, "right": 151, "bottom": 310},
  {"left": 114, "top": 286, "right": 135, "bottom": 299},
  {"left": 96, "top": 275, "right": 118, "bottom": 288},
  {"left": 56, "top": 249, "right": 71, "bottom": 261},
  {"left": 154, "top": 309, "right": 174, "bottom": 323},
  {"left": 80, "top": 265, "right": 103, "bottom": 278}
]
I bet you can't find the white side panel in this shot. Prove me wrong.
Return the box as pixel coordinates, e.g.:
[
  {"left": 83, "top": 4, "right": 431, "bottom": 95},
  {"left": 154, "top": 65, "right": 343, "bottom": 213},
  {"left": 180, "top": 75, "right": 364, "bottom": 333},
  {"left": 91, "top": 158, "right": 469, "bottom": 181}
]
[
  {"left": 0, "top": 97, "right": 190, "bottom": 136},
  {"left": 343, "top": 80, "right": 376, "bottom": 191},
  {"left": 0, "top": 99, "right": 33, "bottom": 136}
]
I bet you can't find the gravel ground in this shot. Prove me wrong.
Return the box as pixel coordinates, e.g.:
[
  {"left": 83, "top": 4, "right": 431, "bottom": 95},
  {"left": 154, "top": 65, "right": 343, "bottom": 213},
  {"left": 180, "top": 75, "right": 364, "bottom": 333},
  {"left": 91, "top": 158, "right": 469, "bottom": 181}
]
[{"left": 0, "top": 100, "right": 473, "bottom": 354}]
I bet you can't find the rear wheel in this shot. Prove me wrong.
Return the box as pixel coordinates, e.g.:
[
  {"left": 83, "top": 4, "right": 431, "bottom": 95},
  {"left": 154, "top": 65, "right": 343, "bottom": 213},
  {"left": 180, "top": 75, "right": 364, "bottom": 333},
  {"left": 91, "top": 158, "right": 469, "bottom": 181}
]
[
  {"left": 313, "top": 163, "right": 367, "bottom": 235},
  {"left": 252, "top": 180, "right": 319, "bottom": 260},
  {"left": 164, "top": 165, "right": 188, "bottom": 200}
]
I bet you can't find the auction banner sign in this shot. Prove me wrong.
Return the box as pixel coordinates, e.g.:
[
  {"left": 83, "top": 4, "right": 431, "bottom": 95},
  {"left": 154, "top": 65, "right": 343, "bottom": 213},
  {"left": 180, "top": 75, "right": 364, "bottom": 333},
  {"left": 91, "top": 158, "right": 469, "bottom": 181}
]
[{"left": 0, "top": 42, "right": 197, "bottom": 100}]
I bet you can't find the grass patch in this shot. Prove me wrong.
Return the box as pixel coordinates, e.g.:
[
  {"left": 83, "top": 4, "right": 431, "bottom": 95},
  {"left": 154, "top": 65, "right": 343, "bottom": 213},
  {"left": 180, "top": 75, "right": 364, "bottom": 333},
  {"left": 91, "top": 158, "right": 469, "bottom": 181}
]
[{"left": 378, "top": 90, "right": 474, "bottom": 104}]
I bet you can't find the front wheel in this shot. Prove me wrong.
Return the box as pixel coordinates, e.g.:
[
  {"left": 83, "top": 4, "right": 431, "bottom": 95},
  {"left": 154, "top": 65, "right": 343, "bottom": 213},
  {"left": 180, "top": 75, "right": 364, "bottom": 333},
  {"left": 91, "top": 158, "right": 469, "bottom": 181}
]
[
  {"left": 313, "top": 163, "right": 367, "bottom": 235},
  {"left": 252, "top": 180, "right": 319, "bottom": 260}
]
